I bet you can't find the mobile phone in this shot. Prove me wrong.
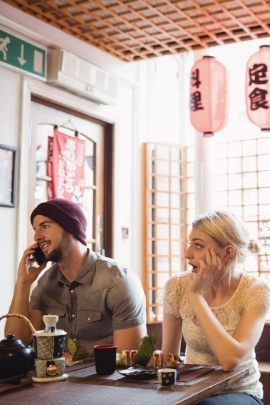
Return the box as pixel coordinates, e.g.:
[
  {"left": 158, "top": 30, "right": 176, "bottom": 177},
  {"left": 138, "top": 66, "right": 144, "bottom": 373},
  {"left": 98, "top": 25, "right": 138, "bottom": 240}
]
[{"left": 33, "top": 247, "right": 46, "bottom": 265}]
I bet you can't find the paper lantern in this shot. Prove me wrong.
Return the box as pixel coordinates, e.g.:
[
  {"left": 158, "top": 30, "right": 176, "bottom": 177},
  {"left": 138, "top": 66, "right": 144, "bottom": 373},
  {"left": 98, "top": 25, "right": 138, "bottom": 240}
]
[
  {"left": 246, "top": 45, "right": 270, "bottom": 130},
  {"left": 190, "top": 56, "right": 229, "bottom": 137}
]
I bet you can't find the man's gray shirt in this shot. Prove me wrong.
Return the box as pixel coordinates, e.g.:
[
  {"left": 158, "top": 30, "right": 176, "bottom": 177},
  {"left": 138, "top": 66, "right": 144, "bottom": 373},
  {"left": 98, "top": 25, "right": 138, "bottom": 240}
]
[{"left": 29, "top": 250, "right": 146, "bottom": 356}]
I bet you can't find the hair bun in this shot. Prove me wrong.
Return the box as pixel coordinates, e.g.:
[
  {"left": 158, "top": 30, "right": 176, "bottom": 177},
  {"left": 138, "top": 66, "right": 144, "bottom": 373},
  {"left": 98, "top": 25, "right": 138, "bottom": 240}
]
[{"left": 248, "top": 239, "right": 261, "bottom": 254}]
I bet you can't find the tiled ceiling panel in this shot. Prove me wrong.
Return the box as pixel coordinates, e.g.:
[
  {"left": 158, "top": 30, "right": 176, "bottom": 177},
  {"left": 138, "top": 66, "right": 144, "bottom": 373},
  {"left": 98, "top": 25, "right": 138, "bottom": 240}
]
[{"left": 2, "top": 0, "right": 270, "bottom": 61}]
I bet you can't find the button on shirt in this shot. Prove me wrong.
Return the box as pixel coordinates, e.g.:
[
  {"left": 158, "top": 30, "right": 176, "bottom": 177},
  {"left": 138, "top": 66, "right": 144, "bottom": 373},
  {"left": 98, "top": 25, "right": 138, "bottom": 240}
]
[{"left": 29, "top": 250, "right": 146, "bottom": 357}]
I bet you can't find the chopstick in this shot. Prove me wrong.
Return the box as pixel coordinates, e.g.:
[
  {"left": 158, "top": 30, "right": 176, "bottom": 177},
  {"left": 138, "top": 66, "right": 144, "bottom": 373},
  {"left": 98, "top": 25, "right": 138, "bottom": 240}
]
[{"left": 177, "top": 365, "right": 205, "bottom": 375}]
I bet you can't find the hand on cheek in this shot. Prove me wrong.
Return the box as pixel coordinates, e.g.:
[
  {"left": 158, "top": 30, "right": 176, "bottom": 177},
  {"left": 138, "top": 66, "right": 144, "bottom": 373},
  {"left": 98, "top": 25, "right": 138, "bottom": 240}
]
[{"left": 189, "top": 249, "right": 222, "bottom": 295}]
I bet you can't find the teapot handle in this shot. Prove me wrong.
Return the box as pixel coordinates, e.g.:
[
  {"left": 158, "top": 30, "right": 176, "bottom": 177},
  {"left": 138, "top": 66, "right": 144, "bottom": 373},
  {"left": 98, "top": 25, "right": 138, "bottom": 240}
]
[{"left": 0, "top": 313, "right": 36, "bottom": 334}]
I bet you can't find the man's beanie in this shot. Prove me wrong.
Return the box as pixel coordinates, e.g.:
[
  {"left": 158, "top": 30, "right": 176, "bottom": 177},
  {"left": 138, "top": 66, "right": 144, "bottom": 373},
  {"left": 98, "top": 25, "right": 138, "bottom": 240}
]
[{"left": 30, "top": 198, "right": 87, "bottom": 245}]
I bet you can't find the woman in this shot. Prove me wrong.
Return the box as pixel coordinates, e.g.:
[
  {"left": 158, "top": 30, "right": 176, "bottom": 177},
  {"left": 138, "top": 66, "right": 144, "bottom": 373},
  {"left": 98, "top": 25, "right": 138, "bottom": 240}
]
[{"left": 161, "top": 210, "right": 270, "bottom": 404}]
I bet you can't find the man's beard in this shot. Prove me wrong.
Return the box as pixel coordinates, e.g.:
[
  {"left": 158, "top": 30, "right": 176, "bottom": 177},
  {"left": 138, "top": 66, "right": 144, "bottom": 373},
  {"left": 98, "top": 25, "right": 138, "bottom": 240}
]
[{"left": 46, "top": 230, "right": 71, "bottom": 263}]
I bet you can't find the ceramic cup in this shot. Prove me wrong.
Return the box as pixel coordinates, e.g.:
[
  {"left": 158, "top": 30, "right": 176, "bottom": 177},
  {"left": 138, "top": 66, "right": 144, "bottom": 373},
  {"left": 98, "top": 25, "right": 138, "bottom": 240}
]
[
  {"left": 94, "top": 344, "right": 117, "bottom": 375},
  {"left": 157, "top": 368, "right": 177, "bottom": 386}
]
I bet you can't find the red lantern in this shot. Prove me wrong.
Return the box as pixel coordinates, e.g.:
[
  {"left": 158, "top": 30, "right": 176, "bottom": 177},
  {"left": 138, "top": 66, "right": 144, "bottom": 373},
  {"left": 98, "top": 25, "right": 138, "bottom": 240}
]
[
  {"left": 190, "top": 56, "right": 229, "bottom": 137},
  {"left": 246, "top": 45, "right": 270, "bottom": 130}
]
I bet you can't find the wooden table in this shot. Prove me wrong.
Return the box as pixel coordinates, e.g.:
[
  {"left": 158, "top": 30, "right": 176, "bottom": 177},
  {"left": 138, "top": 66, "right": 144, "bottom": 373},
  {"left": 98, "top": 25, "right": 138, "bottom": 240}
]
[{"left": 0, "top": 361, "right": 249, "bottom": 405}]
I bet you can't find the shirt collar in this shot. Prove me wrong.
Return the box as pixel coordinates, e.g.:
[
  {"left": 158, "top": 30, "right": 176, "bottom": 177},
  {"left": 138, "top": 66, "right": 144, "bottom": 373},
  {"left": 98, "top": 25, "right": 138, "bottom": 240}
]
[{"left": 57, "top": 249, "right": 97, "bottom": 286}]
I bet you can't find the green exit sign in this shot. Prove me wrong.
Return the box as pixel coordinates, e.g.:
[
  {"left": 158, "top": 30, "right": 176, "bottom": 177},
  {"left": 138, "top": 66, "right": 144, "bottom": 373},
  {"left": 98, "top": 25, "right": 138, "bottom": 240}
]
[{"left": 0, "top": 29, "right": 46, "bottom": 78}]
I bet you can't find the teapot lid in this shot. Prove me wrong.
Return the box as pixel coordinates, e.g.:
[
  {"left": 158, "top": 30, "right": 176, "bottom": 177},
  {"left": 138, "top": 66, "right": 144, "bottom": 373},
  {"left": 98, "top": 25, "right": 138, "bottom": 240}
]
[
  {"left": 32, "top": 314, "right": 67, "bottom": 337},
  {"left": 0, "top": 334, "right": 25, "bottom": 347}
]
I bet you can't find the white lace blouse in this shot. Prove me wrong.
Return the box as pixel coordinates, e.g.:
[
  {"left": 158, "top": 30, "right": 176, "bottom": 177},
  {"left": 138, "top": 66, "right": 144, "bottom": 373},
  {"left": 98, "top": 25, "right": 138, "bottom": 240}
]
[{"left": 163, "top": 270, "right": 270, "bottom": 399}]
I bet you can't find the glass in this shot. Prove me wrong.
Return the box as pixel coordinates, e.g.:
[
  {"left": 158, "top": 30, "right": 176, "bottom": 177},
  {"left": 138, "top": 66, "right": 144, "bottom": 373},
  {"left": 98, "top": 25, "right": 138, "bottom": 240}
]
[
  {"left": 228, "top": 190, "right": 242, "bottom": 206},
  {"left": 171, "top": 209, "right": 181, "bottom": 223},
  {"left": 157, "top": 240, "right": 169, "bottom": 255},
  {"left": 156, "top": 176, "right": 169, "bottom": 191},
  {"left": 228, "top": 158, "right": 241, "bottom": 174},
  {"left": 156, "top": 145, "right": 169, "bottom": 159},
  {"left": 259, "top": 204, "right": 270, "bottom": 217},
  {"left": 171, "top": 177, "right": 183, "bottom": 192},
  {"left": 243, "top": 189, "right": 257, "bottom": 205},
  {"left": 171, "top": 224, "right": 182, "bottom": 239},
  {"left": 171, "top": 162, "right": 182, "bottom": 176},
  {"left": 156, "top": 256, "right": 169, "bottom": 271},
  {"left": 187, "top": 162, "right": 194, "bottom": 177},
  {"left": 157, "top": 272, "right": 171, "bottom": 288},
  {"left": 84, "top": 139, "right": 94, "bottom": 186},
  {"left": 258, "top": 138, "right": 270, "bottom": 155},
  {"left": 258, "top": 154, "right": 270, "bottom": 171},
  {"left": 258, "top": 171, "right": 270, "bottom": 187},
  {"left": 83, "top": 188, "right": 94, "bottom": 241},
  {"left": 148, "top": 192, "right": 155, "bottom": 205},
  {"left": 156, "top": 192, "right": 169, "bottom": 207},
  {"left": 242, "top": 140, "right": 256, "bottom": 156},
  {"left": 242, "top": 156, "right": 257, "bottom": 172},
  {"left": 187, "top": 192, "right": 195, "bottom": 208},
  {"left": 156, "top": 224, "right": 169, "bottom": 239},
  {"left": 229, "top": 206, "right": 243, "bottom": 217},
  {"left": 156, "top": 160, "right": 169, "bottom": 175},
  {"left": 243, "top": 172, "right": 257, "bottom": 188},
  {"left": 171, "top": 146, "right": 181, "bottom": 160},
  {"left": 187, "top": 177, "right": 195, "bottom": 192},
  {"left": 228, "top": 174, "right": 242, "bottom": 190},
  {"left": 187, "top": 209, "right": 195, "bottom": 225},
  {"left": 228, "top": 141, "right": 241, "bottom": 157},
  {"left": 171, "top": 193, "right": 181, "bottom": 208},
  {"left": 156, "top": 208, "right": 169, "bottom": 223},
  {"left": 171, "top": 256, "right": 182, "bottom": 272},
  {"left": 186, "top": 146, "right": 195, "bottom": 162},
  {"left": 171, "top": 241, "right": 181, "bottom": 255},
  {"left": 243, "top": 205, "right": 258, "bottom": 217}
]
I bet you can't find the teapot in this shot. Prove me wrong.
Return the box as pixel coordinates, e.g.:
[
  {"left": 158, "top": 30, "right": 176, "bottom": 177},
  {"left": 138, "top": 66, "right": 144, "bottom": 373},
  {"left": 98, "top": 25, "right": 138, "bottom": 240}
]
[
  {"left": 0, "top": 313, "right": 35, "bottom": 380},
  {"left": 0, "top": 313, "right": 67, "bottom": 381}
]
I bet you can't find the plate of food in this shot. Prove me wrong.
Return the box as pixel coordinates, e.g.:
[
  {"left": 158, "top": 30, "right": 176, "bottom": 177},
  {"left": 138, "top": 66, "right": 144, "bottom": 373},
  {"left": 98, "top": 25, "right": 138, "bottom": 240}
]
[{"left": 118, "top": 365, "right": 158, "bottom": 380}]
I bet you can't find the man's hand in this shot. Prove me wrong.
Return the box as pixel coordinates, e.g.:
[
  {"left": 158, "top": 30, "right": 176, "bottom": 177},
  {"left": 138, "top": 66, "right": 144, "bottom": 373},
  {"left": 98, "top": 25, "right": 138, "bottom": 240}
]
[{"left": 17, "top": 244, "right": 47, "bottom": 285}]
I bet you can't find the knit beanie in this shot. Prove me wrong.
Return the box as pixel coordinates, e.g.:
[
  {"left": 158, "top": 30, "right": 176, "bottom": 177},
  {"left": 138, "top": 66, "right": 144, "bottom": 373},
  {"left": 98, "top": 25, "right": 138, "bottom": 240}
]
[{"left": 30, "top": 198, "right": 87, "bottom": 245}]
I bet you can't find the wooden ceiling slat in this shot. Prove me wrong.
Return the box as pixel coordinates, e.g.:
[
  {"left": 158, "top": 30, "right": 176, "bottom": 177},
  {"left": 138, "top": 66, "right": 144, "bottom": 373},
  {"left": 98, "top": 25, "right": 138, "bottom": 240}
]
[{"left": 2, "top": 0, "right": 270, "bottom": 61}]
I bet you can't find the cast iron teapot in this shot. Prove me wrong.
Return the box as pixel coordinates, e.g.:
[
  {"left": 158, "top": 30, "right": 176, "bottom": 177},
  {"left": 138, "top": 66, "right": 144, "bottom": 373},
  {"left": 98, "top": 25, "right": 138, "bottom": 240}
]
[{"left": 0, "top": 313, "right": 35, "bottom": 380}]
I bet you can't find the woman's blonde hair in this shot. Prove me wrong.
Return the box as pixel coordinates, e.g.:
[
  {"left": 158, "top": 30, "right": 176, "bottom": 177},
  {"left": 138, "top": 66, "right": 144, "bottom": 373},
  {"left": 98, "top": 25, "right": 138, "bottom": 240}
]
[{"left": 192, "top": 210, "right": 260, "bottom": 264}]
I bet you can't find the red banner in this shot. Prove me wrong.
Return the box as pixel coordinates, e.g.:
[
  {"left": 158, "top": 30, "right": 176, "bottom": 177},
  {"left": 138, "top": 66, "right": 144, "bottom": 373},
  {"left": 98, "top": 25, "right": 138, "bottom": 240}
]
[{"left": 47, "top": 130, "right": 85, "bottom": 205}]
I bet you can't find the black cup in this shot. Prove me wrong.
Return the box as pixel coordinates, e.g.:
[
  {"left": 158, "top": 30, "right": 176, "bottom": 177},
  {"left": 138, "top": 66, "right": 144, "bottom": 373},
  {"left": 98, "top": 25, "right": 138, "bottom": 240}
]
[{"left": 94, "top": 344, "right": 117, "bottom": 375}]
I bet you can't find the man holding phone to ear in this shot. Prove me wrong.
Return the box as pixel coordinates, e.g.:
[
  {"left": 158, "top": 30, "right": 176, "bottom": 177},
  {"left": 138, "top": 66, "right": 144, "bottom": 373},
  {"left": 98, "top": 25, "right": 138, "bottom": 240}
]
[{"left": 5, "top": 198, "right": 146, "bottom": 357}]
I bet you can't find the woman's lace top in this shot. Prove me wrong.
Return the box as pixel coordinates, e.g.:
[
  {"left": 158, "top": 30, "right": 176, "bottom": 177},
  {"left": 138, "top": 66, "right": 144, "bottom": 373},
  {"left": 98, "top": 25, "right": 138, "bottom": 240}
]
[{"left": 163, "top": 271, "right": 270, "bottom": 398}]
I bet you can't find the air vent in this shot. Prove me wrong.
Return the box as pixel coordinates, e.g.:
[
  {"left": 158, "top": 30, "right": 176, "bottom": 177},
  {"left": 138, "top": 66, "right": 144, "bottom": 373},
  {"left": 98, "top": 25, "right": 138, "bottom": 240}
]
[{"left": 47, "top": 49, "right": 119, "bottom": 104}]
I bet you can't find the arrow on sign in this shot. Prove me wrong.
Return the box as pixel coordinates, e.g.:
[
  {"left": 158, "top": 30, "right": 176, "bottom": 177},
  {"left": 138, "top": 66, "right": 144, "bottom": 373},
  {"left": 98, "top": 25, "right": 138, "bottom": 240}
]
[{"left": 17, "top": 44, "right": 26, "bottom": 66}]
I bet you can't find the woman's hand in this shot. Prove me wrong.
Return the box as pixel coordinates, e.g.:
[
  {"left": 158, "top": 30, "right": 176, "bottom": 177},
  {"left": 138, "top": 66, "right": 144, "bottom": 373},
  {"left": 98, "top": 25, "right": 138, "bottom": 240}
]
[
  {"left": 17, "top": 244, "right": 47, "bottom": 285},
  {"left": 188, "top": 248, "right": 222, "bottom": 295}
]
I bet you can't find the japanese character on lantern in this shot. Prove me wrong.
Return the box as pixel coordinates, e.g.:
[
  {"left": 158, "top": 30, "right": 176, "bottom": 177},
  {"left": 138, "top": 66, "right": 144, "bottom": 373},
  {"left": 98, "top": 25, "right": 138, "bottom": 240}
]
[
  {"left": 246, "top": 45, "right": 270, "bottom": 130},
  {"left": 189, "top": 56, "right": 229, "bottom": 137}
]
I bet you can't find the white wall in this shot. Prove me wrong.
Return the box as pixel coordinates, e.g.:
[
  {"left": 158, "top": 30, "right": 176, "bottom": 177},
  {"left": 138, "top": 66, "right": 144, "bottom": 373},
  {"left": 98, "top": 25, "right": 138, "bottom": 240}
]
[
  {"left": 0, "top": 68, "right": 21, "bottom": 330},
  {"left": 0, "top": 1, "right": 149, "bottom": 339}
]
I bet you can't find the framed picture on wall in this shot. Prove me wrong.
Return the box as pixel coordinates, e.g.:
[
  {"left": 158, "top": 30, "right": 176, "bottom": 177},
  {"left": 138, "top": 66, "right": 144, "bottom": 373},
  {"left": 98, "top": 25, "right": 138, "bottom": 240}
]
[{"left": 0, "top": 144, "right": 16, "bottom": 208}]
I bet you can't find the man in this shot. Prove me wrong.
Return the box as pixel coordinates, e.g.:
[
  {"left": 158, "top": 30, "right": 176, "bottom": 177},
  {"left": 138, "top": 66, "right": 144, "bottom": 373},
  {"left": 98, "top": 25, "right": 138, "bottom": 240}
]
[{"left": 5, "top": 198, "right": 146, "bottom": 357}]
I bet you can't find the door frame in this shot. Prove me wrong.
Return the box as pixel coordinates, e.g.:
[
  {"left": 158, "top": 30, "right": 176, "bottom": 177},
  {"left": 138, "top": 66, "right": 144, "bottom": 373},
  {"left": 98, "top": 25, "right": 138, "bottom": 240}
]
[{"left": 17, "top": 77, "right": 117, "bottom": 268}]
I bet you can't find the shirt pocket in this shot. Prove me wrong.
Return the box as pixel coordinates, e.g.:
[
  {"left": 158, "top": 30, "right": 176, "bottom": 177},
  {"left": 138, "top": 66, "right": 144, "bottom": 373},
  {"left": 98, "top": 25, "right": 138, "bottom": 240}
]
[{"left": 76, "top": 310, "right": 102, "bottom": 338}]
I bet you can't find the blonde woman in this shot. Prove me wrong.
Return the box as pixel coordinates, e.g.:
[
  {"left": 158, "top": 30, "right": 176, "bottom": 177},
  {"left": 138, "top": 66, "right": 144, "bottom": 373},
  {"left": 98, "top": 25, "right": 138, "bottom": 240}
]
[{"left": 162, "top": 210, "right": 270, "bottom": 405}]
